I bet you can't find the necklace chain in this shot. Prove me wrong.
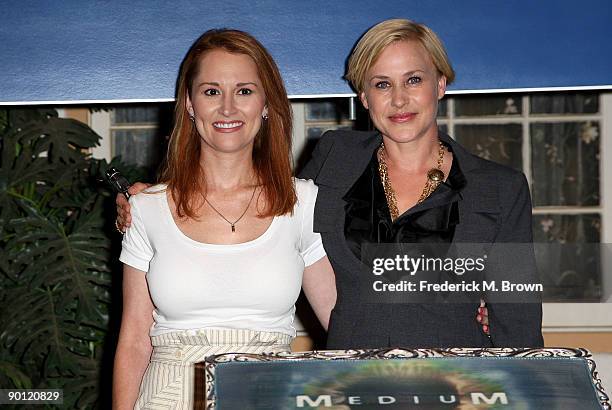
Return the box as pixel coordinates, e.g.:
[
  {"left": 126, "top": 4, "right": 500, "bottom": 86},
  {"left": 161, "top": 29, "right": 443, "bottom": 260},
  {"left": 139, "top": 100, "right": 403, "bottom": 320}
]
[
  {"left": 377, "top": 146, "right": 400, "bottom": 221},
  {"left": 205, "top": 186, "right": 257, "bottom": 233},
  {"left": 378, "top": 140, "right": 446, "bottom": 221}
]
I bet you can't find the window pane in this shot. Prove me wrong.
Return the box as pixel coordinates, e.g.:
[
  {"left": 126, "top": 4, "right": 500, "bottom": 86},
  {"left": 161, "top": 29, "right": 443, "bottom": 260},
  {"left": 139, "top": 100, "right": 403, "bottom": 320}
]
[
  {"left": 306, "top": 124, "right": 353, "bottom": 139},
  {"left": 437, "top": 98, "right": 447, "bottom": 118},
  {"left": 533, "top": 214, "right": 601, "bottom": 302},
  {"left": 454, "top": 124, "right": 523, "bottom": 170},
  {"left": 530, "top": 92, "right": 599, "bottom": 114},
  {"left": 112, "top": 105, "right": 169, "bottom": 125},
  {"left": 305, "top": 100, "right": 350, "bottom": 122},
  {"left": 113, "top": 129, "right": 165, "bottom": 169},
  {"left": 454, "top": 94, "right": 522, "bottom": 116},
  {"left": 531, "top": 121, "right": 600, "bottom": 206}
]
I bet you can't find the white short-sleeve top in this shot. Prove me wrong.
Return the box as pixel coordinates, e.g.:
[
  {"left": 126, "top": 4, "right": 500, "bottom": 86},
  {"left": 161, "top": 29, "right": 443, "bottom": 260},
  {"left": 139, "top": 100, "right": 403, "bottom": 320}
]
[{"left": 119, "top": 178, "right": 325, "bottom": 337}]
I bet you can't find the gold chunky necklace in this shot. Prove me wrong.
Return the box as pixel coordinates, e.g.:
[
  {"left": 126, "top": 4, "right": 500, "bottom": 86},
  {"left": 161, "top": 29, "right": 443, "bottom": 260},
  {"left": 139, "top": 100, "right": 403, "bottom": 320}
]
[{"left": 377, "top": 140, "right": 446, "bottom": 221}]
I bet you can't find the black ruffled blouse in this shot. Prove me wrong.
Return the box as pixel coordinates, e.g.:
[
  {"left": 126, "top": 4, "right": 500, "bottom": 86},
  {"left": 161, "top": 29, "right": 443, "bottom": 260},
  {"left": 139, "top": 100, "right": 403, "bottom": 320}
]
[{"left": 343, "top": 143, "right": 467, "bottom": 260}]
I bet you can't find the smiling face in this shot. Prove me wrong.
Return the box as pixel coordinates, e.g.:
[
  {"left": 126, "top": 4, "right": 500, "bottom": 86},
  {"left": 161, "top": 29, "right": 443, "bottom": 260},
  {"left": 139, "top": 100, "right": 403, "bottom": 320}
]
[
  {"left": 186, "top": 49, "right": 267, "bottom": 154},
  {"left": 360, "top": 40, "right": 446, "bottom": 144}
]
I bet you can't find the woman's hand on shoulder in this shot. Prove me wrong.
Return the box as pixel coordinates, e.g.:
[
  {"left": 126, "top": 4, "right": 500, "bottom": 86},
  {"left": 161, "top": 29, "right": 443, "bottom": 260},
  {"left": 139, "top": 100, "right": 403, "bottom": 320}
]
[{"left": 116, "top": 182, "right": 151, "bottom": 232}]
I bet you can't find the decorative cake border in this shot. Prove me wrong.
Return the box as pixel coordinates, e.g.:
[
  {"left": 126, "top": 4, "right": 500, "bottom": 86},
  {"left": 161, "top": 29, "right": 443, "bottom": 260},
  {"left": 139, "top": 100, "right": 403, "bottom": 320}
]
[{"left": 196, "top": 348, "right": 610, "bottom": 409}]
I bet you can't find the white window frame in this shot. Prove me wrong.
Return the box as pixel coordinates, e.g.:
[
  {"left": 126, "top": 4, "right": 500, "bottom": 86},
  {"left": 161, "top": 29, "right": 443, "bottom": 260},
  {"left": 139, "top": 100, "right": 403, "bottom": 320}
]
[
  {"left": 438, "top": 92, "right": 612, "bottom": 332},
  {"left": 90, "top": 110, "right": 112, "bottom": 161},
  {"left": 90, "top": 110, "right": 161, "bottom": 164}
]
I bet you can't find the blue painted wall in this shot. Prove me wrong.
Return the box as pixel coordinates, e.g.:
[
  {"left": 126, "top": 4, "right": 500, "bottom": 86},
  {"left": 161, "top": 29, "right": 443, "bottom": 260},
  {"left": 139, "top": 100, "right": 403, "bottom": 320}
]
[{"left": 1, "top": 0, "right": 611, "bottom": 104}]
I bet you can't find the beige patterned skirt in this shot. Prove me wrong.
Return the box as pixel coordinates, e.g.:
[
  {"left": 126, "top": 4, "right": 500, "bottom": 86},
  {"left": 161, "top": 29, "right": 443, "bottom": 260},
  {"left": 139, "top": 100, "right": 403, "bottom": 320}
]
[{"left": 134, "top": 328, "right": 293, "bottom": 409}]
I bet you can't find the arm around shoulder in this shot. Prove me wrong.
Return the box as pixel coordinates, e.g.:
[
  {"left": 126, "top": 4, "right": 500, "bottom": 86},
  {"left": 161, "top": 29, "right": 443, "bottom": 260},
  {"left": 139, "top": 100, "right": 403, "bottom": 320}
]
[{"left": 116, "top": 182, "right": 153, "bottom": 230}]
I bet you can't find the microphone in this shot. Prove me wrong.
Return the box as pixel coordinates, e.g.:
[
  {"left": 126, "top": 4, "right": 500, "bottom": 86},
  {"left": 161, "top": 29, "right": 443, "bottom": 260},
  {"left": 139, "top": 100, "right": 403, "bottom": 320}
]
[{"left": 105, "top": 167, "right": 131, "bottom": 199}]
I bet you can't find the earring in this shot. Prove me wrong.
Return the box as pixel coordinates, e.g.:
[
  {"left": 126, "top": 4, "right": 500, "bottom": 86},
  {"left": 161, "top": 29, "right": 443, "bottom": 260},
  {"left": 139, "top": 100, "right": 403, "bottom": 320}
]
[
  {"left": 189, "top": 114, "right": 195, "bottom": 123},
  {"left": 262, "top": 113, "right": 268, "bottom": 120}
]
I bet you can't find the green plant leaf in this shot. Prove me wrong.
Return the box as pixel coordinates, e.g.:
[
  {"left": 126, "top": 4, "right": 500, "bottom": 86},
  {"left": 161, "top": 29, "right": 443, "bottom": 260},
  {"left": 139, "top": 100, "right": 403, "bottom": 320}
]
[
  {"left": 7, "top": 200, "right": 110, "bottom": 324},
  {"left": 0, "top": 361, "right": 32, "bottom": 389},
  {"left": 1, "top": 108, "right": 144, "bottom": 407}
]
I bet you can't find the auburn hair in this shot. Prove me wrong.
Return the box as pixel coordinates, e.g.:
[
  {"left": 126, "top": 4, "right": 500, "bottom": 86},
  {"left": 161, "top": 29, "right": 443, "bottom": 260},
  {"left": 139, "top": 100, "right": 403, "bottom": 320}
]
[{"left": 159, "top": 29, "right": 296, "bottom": 219}]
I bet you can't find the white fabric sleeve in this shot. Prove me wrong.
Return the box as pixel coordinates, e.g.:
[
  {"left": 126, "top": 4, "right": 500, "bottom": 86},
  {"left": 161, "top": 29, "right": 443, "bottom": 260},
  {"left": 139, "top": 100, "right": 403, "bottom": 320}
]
[
  {"left": 119, "top": 197, "right": 153, "bottom": 272},
  {"left": 299, "top": 182, "right": 326, "bottom": 267}
]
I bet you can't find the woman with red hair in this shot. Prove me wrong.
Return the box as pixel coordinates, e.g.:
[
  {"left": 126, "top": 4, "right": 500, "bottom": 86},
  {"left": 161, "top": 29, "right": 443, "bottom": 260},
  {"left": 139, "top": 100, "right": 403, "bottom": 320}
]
[{"left": 112, "top": 29, "right": 335, "bottom": 409}]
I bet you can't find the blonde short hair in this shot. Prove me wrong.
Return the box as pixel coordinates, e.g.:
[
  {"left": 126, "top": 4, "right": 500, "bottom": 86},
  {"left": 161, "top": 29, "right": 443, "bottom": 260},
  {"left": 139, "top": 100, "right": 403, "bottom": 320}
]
[{"left": 346, "top": 19, "right": 455, "bottom": 94}]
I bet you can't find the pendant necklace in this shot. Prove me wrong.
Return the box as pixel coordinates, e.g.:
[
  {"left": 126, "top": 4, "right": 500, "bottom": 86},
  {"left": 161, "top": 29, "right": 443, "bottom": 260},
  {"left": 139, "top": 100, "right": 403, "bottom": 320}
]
[{"left": 205, "top": 186, "right": 257, "bottom": 232}]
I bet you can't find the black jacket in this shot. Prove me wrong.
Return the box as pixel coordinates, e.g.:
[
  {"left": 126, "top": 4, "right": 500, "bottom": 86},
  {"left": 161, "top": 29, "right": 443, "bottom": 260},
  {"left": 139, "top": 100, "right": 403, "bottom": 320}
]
[{"left": 299, "top": 130, "right": 544, "bottom": 349}]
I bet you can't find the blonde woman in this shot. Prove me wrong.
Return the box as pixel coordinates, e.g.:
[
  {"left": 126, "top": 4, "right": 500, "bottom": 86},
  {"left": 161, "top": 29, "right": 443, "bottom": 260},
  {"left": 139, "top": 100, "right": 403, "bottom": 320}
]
[{"left": 299, "top": 19, "right": 542, "bottom": 349}]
